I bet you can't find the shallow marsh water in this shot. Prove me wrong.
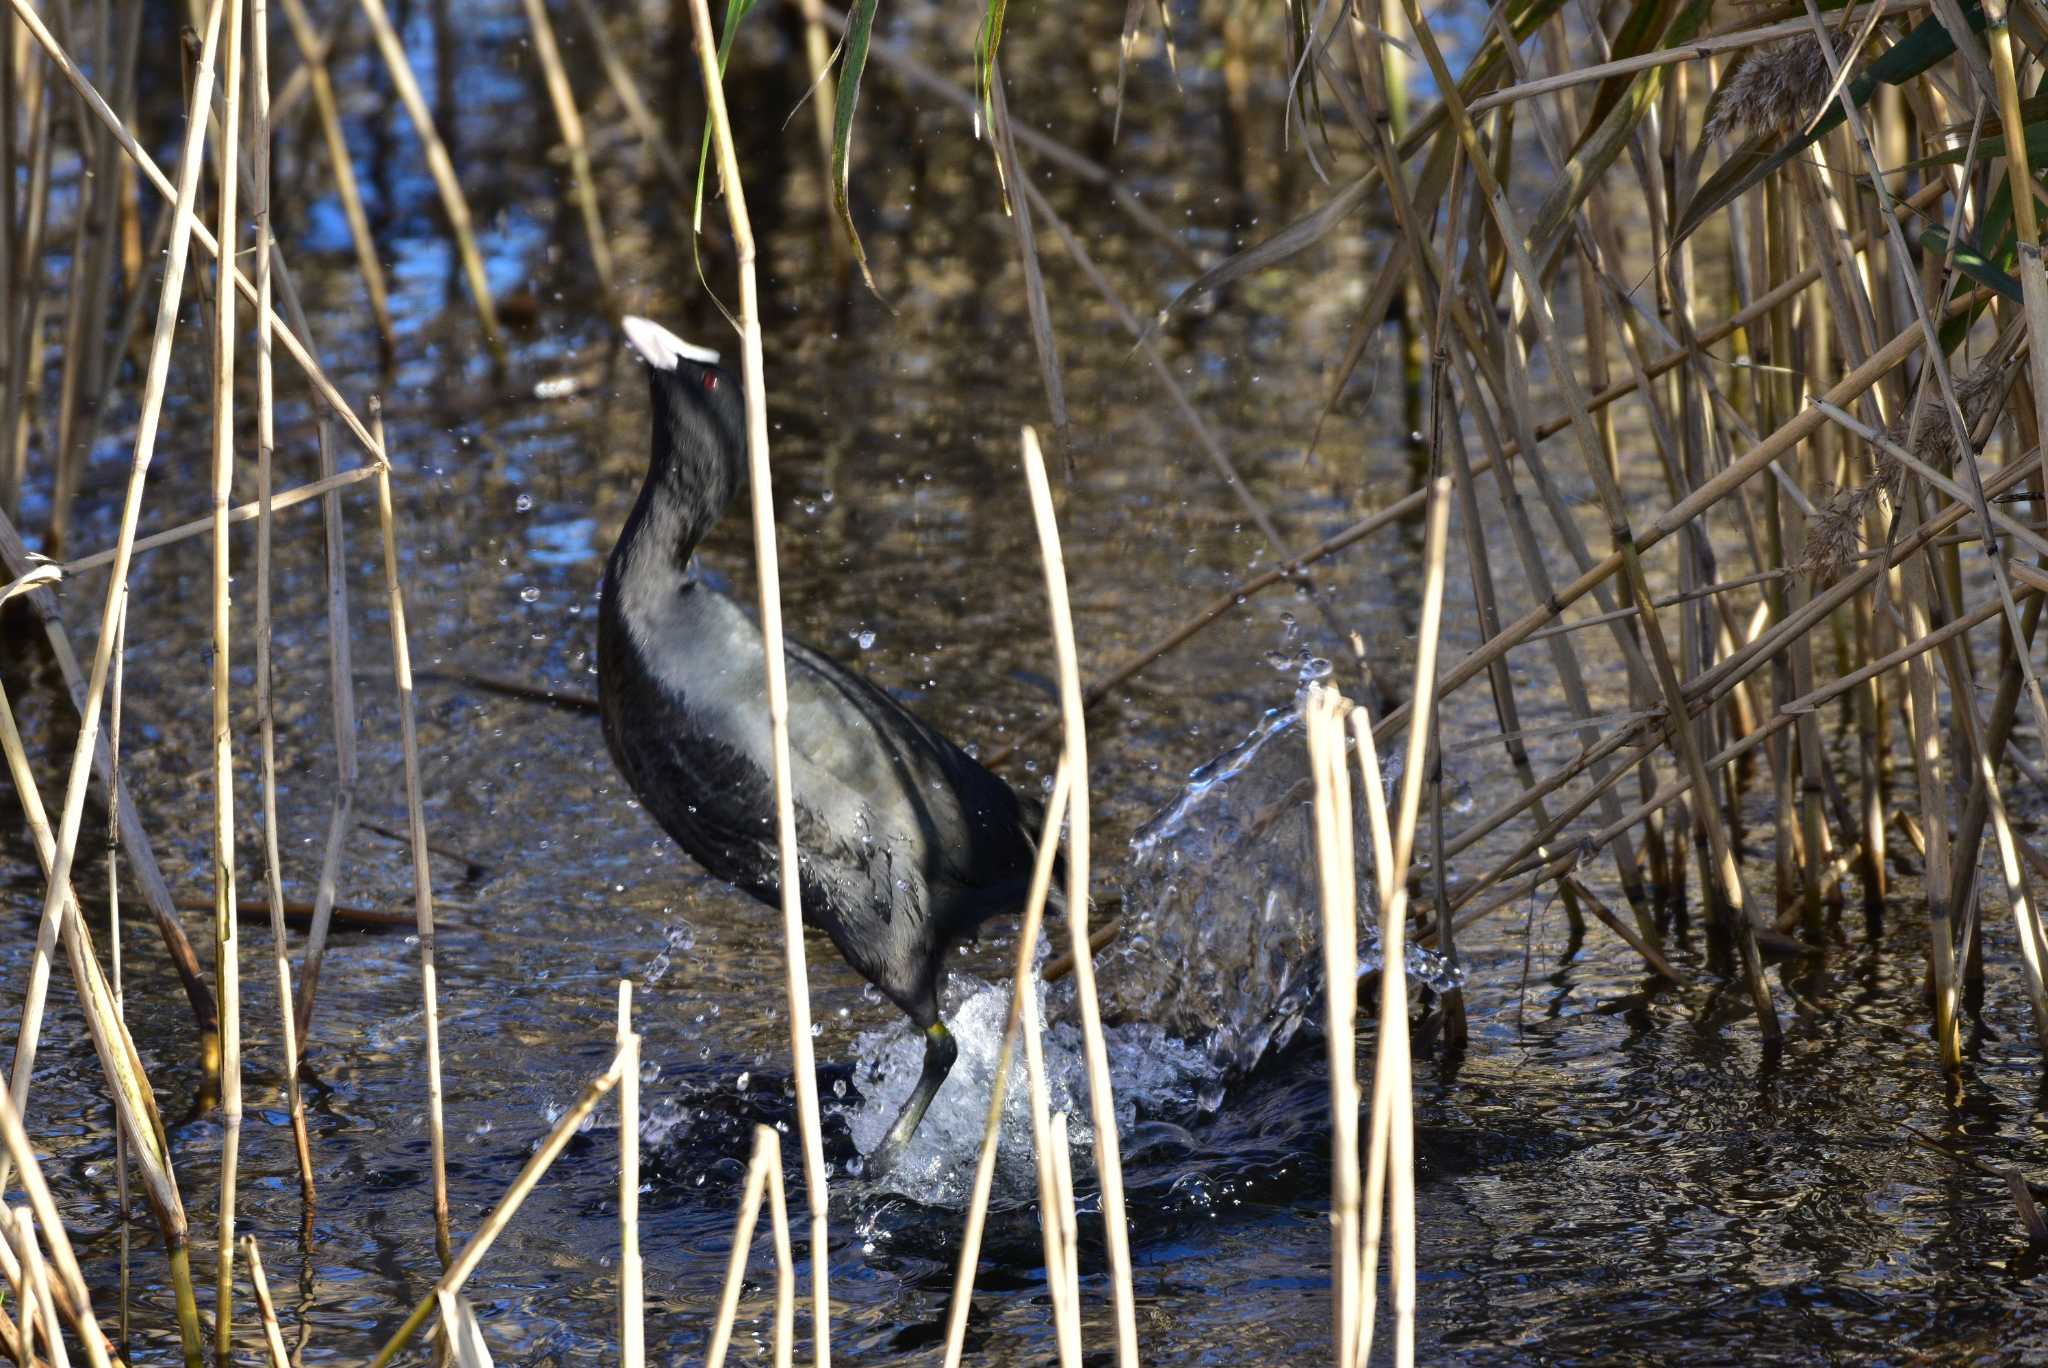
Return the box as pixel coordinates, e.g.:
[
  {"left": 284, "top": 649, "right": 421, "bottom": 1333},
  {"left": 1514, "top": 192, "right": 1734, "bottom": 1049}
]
[{"left": 5, "top": 0, "right": 2048, "bottom": 1362}]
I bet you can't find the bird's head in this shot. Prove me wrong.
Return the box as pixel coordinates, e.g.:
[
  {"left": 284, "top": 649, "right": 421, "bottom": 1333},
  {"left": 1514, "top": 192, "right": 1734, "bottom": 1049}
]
[{"left": 622, "top": 315, "right": 746, "bottom": 500}]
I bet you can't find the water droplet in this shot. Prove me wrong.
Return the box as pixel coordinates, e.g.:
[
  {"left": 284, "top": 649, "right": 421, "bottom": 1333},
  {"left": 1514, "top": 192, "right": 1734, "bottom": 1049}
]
[
  {"left": 857, "top": 629, "right": 877, "bottom": 650},
  {"left": 515, "top": 493, "right": 533, "bottom": 513},
  {"left": 519, "top": 586, "right": 541, "bottom": 603},
  {"left": 735, "top": 1071, "right": 751, "bottom": 1092}
]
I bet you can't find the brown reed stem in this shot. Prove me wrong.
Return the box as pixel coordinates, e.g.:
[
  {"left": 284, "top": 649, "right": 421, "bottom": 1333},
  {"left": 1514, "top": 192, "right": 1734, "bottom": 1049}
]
[
  {"left": 352, "top": 0, "right": 504, "bottom": 361},
  {"left": 8, "top": 0, "right": 387, "bottom": 460},
  {"left": 239, "top": 1238, "right": 292, "bottom": 1368},
  {"left": 368, "top": 399, "right": 454, "bottom": 1270},
  {"left": 250, "top": 0, "right": 315, "bottom": 1218},
  {"left": 519, "top": 0, "right": 615, "bottom": 304},
  {"left": 277, "top": 0, "right": 395, "bottom": 358},
  {"left": 989, "top": 66, "right": 1068, "bottom": 444}
]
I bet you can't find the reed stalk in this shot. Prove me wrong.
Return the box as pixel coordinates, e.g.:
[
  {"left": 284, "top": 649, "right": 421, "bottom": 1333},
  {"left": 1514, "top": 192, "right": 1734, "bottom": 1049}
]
[
  {"left": 1022, "top": 424, "right": 1140, "bottom": 1365},
  {"left": 368, "top": 1045, "right": 628, "bottom": 1368},
  {"left": 681, "top": 3, "right": 833, "bottom": 1358},
  {"left": 107, "top": 595, "right": 131, "bottom": 1353},
  {"left": 0, "top": 1088, "right": 111, "bottom": 1368},
  {"left": 239, "top": 1238, "right": 292, "bottom": 1368},
  {"left": 367, "top": 398, "right": 454, "bottom": 1271},
  {"left": 1306, "top": 686, "right": 1361, "bottom": 1366},
  {"left": 519, "top": 0, "right": 614, "bottom": 303},
  {"left": 706, "top": 1126, "right": 790, "bottom": 1368},
  {"left": 352, "top": 0, "right": 504, "bottom": 360},
  {"left": 940, "top": 764, "right": 1074, "bottom": 1368},
  {"left": 208, "top": 0, "right": 247, "bottom": 1353},
  {"left": 616, "top": 984, "right": 644, "bottom": 1368},
  {"left": 249, "top": 0, "right": 315, "bottom": 1217},
  {"left": 276, "top": 0, "right": 394, "bottom": 358},
  {"left": 12, "top": 1208, "right": 65, "bottom": 1368},
  {"left": 9, "top": 0, "right": 386, "bottom": 459}
]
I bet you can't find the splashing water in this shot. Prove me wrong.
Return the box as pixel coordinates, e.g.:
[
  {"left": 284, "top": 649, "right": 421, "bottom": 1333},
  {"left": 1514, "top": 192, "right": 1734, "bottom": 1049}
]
[
  {"left": 844, "top": 974, "right": 1219, "bottom": 1202},
  {"left": 1102, "top": 691, "right": 1464, "bottom": 1078},
  {"left": 841, "top": 691, "right": 1461, "bottom": 1193}
]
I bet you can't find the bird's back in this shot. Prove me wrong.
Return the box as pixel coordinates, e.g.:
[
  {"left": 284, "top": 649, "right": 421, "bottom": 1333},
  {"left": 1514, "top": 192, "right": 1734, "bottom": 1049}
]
[{"left": 598, "top": 578, "right": 1044, "bottom": 1017}]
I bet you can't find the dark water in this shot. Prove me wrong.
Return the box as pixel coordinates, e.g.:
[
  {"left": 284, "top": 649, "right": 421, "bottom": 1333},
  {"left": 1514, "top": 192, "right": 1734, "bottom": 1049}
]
[{"left": 6, "top": 0, "right": 2048, "bottom": 1362}]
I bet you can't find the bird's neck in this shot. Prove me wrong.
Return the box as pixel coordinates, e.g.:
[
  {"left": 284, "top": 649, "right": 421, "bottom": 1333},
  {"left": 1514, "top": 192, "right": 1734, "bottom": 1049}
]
[{"left": 603, "top": 422, "right": 742, "bottom": 669}]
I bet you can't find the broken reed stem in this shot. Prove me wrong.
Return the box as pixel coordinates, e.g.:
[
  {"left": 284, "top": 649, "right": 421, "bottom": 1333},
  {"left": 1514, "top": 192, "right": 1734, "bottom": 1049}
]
[
  {"left": 367, "top": 1045, "right": 628, "bottom": 1368},
  {"left": 352, "top": 0, "right": 504, "bottom": 360},
  {"left": 368, "top": 399, "right": 454, "bottom": 1270},
  {"left": 940, "top": 763, "right": 1074, "bottom": 1368},
  {"left": 1021, "top": 424, "right": 1140, "bottom": 1366},
  {"left": 210, "top": 0, "right": 248, "bottom": 1353},
  {"left": 680, "top": 2, "right": 833, "bottom": 1359},
  {"left": 240, "top": 1238, "right": 292, "bottom": 1368},
  {"left": 250, "top": 0, "right": 316, "bottom": 1215},
  {"left": 705, "top": 1126, "right": 796, "bottom": 1368},
  {"left": 617, "top": 983, "right": 643, "bottom": 1368}
]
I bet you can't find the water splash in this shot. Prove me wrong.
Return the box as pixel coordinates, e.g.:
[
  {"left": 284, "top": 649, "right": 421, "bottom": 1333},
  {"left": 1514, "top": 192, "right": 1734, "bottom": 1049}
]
[
  {"left": 839, "top": 691, "right": 1462, "bottom": 1193},
  {"left": 1102, "top": 691, "right": 1463, "bottom": 1078},
  {"left": 843, "top": 974, "right": 1219, "bottom": 1203}
]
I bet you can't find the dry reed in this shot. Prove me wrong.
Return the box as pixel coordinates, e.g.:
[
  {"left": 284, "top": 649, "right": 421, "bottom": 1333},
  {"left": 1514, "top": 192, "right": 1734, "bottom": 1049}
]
[
  {"left": 14, "top": 0, "right": 2048, "bottom": 1360},
  {"left": 681, "top": 0, "right": 834, "bottom": 1358}
]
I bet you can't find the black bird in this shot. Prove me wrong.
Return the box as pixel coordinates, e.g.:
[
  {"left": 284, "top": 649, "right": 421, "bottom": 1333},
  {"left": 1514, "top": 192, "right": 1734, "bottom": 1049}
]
[{"left": 598, "top": 316, "right": 1050, "bottom": 1179}]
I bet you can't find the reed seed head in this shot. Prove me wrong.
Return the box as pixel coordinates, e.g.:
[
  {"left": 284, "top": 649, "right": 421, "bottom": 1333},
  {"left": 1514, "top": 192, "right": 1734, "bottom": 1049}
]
[
  {"left": 1803, "top": 363, "right": 2012, "bottom": 582},
  {"left": 1707, "top": 39, "right": 1836, "bottom": 139}
]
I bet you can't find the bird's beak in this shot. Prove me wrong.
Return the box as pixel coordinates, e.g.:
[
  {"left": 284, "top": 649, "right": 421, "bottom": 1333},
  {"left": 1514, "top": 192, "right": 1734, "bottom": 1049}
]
[{"left": 622, "top": 315, "right": 721, "bottom": 371}]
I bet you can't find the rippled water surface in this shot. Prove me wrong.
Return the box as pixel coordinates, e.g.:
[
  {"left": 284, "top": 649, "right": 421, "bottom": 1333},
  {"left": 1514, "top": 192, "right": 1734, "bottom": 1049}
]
[{"left": 7, "top": 0, "right": 2048, "bottom": 1362}]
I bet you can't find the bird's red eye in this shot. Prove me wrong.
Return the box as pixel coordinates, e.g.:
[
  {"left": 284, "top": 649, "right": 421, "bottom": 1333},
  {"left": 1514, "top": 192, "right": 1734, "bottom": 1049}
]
[{"left": 703, "top": 372, "right": 718, "bottom": 391}]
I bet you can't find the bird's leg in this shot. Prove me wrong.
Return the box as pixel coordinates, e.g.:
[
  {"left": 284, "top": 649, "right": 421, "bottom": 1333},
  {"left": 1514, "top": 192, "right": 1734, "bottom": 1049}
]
[{"left": 865, "top": 1022, "right": 958, "bottom": 1180}]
